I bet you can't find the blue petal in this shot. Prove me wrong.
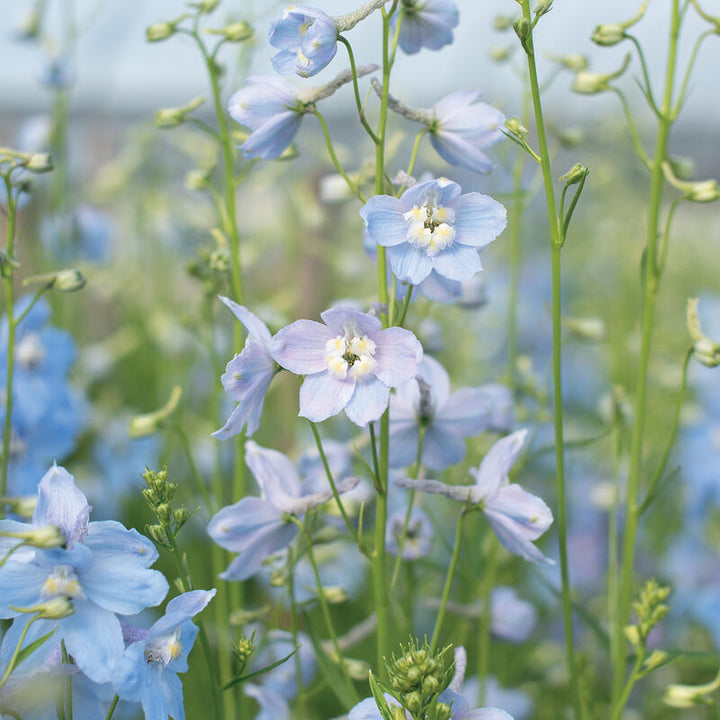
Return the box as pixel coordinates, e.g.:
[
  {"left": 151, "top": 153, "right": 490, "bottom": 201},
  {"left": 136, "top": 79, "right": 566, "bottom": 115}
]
[
  {"left": 373, "top": 327, "right": 423, "bottom": 388},
  {"left": 272, "top": 319, "right": 334, "bottom": 374},
  {"left": 388, "top": 243, "right": 433, "bottom": 284},
  {"left": 242, "top": 111, "right": 302, "bottom": 160},
  {"left": 245, "top": 684, "right": 290, "bottom": 720},
  {"left": 344, "top": 377, "right": 390, "bottom": 426},
  {"left": 432, "top": 244, "right": 482, "bottom": 281},
  {"left": 84, "top": 521, "right": 159, "bottom": 568},
  {"left": 245, "top": 440, "right": 302, "bottom": 509},
  {"left": 421, "top": 424, "right": 468, "bottom": 470},
  {"left": 451, "top": 193, "right": 507, "bottom": 247},
  {"left": 359, "top": 195, "right": 408, "bottom": 247},
  {"left": 0, "top": 561, "right": 50, "bottom": 617},
  {"left": 299, "top": 371, "right": 355, "bottom": 423},
  {"left": 218, "top": 297, "right": 273, "bottom": 347},
  {"left": 33, "top": 465, "right": 90, "bottom": 546},
  {"left": 207, "top": 497, "right": 284, "bottom": 552},
  {"left": 471, "top": 430, "right": 527, "bottom": 498}
]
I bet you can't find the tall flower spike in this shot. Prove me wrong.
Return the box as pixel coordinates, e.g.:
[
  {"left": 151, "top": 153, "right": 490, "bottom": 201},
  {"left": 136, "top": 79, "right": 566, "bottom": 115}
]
[
  {"left": 272, "top": 307, "right": 423, "bottom": 427},
  {"left": 396, "top": 430, "right": 554, "bottom": 563}
]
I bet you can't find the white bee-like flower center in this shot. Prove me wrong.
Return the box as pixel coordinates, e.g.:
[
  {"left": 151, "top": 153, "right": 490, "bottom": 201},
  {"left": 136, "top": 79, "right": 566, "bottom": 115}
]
[
  {"left": 42, "top": 565, "right": 82, "bottom": 599},
  {"left": 145, "top": 628, "right": 183, "bottom": 666},
  {"left": 403, "top": 203, "right": 456, "bottom": 257},
  {"left": 16, "top": 333, "right": 46, "bottom": 369},
  {"left": 325, "top": 328, "right": 377, "bottom": 381}
]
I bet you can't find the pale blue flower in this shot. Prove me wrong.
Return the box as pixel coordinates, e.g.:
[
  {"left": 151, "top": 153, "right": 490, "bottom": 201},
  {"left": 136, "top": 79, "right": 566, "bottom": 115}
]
[
  {"left": 360, "top": 178, "right": 506, "bottom": 285},
  {"left": 391, "top": 0, "right": 459, "bottom": 55},
  {"left": 213, "top": 296, "right": 278, "bottom": 439},
  {"left": 0, "top": 466, "right": 168, "bottom": 683},
  {"left": 207, "top": 441, "right": 358, "bottom": 580},
  {"left": 389, "top": 355, "right": 512, "bottom": 470},
  {"left": 229, "top": 76, "right": 305, "bottom": 159},
  {"left": 489, "top": 587, "right": 537, "bottom": 643},
  {"left": 113, "top": 589, "right": 215, "bottom": 720},
  {"left": 245, "top": 683, "right": 290, "bottom": 720},
  {"left": 269, "top": 6, "right": 338, "bottom": 77},
  {"left": 397, "top": 430, "right": 553, "bottom": 563},
  {"left": 429, "top": 91, "right": 506, "bottom": 174},
  {"left": 272, "top": 307, "right": 423, "bottom": 426}
]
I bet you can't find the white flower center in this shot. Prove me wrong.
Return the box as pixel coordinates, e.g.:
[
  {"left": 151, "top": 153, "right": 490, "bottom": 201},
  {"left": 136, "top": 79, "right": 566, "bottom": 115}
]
[
  {"left": 145, "top": 628, "right": 183, "bottom": 666},
  {"left": 42, "top": 565, "right": 82, "bottom": 599},
  {"left": 403, "top": 203, "right": 456, "bottom": 257},
  {"left": 325, "top": 324, "right": 377, "bottom": 381}
]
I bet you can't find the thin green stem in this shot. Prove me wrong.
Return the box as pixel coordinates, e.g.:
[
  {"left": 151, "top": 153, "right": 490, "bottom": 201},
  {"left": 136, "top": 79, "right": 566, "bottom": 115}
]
[
  {"left": 302, "top": 521, "right": 360, "bottom": 704},
  {"left": 309, "top": 421, "right": 361, "bottom": 547},
  {"left": 61, "top": 640, "right": 73, "bottom": 720},
  {"left": 314, "top": 110, "right": 366, "bottom": 203},
  {"left": 429, "top": 509, "right": 466, "bottom": 653},
  {"left": 639, "top": 347, "right": 693, "bottom": 515},
  {"left": 611, "top": 88, "right": 652, "bottom": 169},
  {"left": 396, "top": 285, "right": 413, "bottom": 327},
  {"left": 406, "top": 129, "right": 427, "bottom": 178},
  {"left": 103, "top": 696, "right": 119, "bottom": 720},
  {"left": 519, "top": 5, "right": 583, "bottom": 719},
  {"left": 477, "top": 534, "right": 499, "bottom": 704},
  {"left": 338, "top": 35, "right": 379, "bottom": 144},
  {"left": 673, "top": 30, "right": 712, "bottom": 117},
  {"left": 175, "top": 424, "right": 214, "bottom": 512},
  {"left": 14, "top": 283, "right": 52, "bottom": 327},
  {"left": 1, "top": 175, "right": 17, "bottom": 497},
  {"left": 0, "top": 614, "right": 41, "bottom": 691},
  {"left": 626, "top": 34, "right": 661, "bottom": 116},
  {"left": 609, "top": 654, "right": 644, "bottom": 720},
  {"left": 615, "top": 0, "right": 681, "bottom": 700},
  {"left": 288, "top": 566, "right": 307, "bottom": 718},
  {"left": 0, "top": 540, "right": 28, "bottom": 570},
  {"left": 657, "top": 198, "right": 680, "bottom": 275}
]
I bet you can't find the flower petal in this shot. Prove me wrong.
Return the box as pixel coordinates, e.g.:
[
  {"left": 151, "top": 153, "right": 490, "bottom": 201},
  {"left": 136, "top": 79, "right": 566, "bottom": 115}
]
[
  {"left": 359, "top": 195, "right": 409, "bottom": 247},
  {"left": 272, "top": 319, "right": 335, "bottom": 375},
  {"left": 373, "top": 327, "right": 423, "bottom": 388},
  {"left": 432, "top": 243, "right": 482, "bottom": 281},
  {"left": 451, "top": 193, "right": 507, "bottom": 248},
  {"left": 344, "top": 377, "right": 390, "bottom": 426},
  {"left": 298, "top": 372, "right": 355, "bottom": 423}
]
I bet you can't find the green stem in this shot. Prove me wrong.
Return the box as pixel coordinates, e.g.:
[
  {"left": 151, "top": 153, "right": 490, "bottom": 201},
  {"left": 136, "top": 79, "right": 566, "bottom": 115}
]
[
  {"left": 611, "top": 88, "right": 652, "bottom": 169},
  {"left": 338, "top": 35, "right": 379, "bottom": 144},
  {"left": 0, "top": 614, "right": 40, "bottom": 691},
  {"left": 314, "top": 110, "right": 366, "bottom": 203},
  {"left": 429, "top": 509, "right": 466, "bottom": 653},
  {"left": 396, "top": 285, "right": 413, "bottom": 327},
  {"left": 302, "top": 521, "right": 360, "bottom": 704},
  {"left": 609, "top": 654, "right": 644, "bottom": 720},
  {"left": 175, "top": 424, "right": 214, "bottom": 512},
  {"left": 673, "top": 29, "right": 712, "bottom": 117},
  {"left": 638, "top": 347, "right": 692, "bottom": 515},
  {"left": 309, "top": 421, "right": 361, "bottom": 547},
  {"left": 103, "top": 696, "right": 119, "bottom": 720},
  {"left": 519, "top": 5, "right": 583, "bottom": 719},
  {"left": 615, "top": 0, "right": 680, "bottom": 700},
  {"left": 406, "top": 129, "right": 427, "bottom": 178},
  {"left": 477, "top": 534, "right": 499, "bottom": 704},
  {"left": 1, "top": 174, "right": 17, "bottom": 497},
  {"left": 288, "top": 566, "right": 307, "bottom": 718},
  {"left": 61, "top": 640, "right": 73, "bottom": 720}
]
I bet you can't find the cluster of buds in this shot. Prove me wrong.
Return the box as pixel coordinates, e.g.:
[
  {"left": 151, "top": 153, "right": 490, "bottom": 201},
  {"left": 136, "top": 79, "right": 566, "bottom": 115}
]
[
  {"left": 687, "top": 298, "right": 720, "bottom": 367},
  {"left": 142, "top": 467, "right": 192, "bottom": 549},
  {"left": 187, "top": 229, "right": 231, "bottom": 295},
  {"left": 232, "top": 631, "right": 256, "bottom": 674},
  {"left": 624, "top": 579, "right": 671, "bottom": 651},
  {"left": 370, "top": 638, "right": 455, "bottom": 720}
]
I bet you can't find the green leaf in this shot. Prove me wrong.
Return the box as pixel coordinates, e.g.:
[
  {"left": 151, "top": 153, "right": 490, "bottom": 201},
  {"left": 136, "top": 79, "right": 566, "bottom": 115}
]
[
  {"left": 220, "top": 646, "right": 299, "bottom": 691},
  {"left": 14, "top": 628, "right": 57, "bottom": 669}
]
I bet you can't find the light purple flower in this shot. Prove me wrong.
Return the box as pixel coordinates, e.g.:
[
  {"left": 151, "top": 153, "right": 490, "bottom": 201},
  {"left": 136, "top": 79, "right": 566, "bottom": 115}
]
[
  {"left": 269, "top": 6, "right": 338, "bottom": 77},
  {"left": 207, "top": 441, "right": 358, "bottom": 580},
  {"left": 391, "top": 0, "right": 459, "bottom": 55},
  {"left": 429, "top": 91, "right": 506, "bottom": 174},
  {"left": 113, "top": 589, "right": 216, "bottom": 720},
  {"left": 360, "top": 178, "right": 506, "bottom": 285},
  {"left": 272, "top": 307, "right": 423, "bottom": 426},
  {"left": 389, "top": 355, "right": 512, "bottom": 470},
  {"left": 213, "top": 296, "right": 278, "bottom": 439},
  {"left": 229, "top": 76, "right": 305, "bottom": 159},
  {"left": 397, "top": 430, "right": 553, "bottom": 563}
]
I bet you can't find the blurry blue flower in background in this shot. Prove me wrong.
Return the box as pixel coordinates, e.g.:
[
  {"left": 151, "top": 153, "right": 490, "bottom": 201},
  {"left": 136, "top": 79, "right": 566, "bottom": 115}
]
[
  {"left": 391, "top": 0, "right": 459, "bottom": 55},
  {"left": 269, "top": 6, "right": 338, "bottom": 78}
]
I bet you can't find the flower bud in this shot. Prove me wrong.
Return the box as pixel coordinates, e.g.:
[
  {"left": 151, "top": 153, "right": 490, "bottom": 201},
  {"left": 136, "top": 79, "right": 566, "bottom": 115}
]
[
  {"left": 513, "top": 17, "right": 531, "bottom": 43},
  {"left": 0, "top": 524, "right": 64, "bottom": 548},
  {"left": 572, "top": 54, "right": 630, "bottom": 94},
  {"left": 493, "top": 15, "right": 516, "bottom": 31},
  {"left": 13, "top": 597, "right": 75, "bottom": 619},
  {"left": 490, "top": 45, "right": 514, "bottom": 63},
  {"left": 54, "top": 269, "right": 86, "bottom": 292},
  {"left": 24, "top": 153, "right": 53, "bottom": 173},
  {"left": 662, "top": 162, "right": 719, "bottom": 202},
  {"left": 562, "top": 315, "right": 605, "bottom": 341},
  {"left": 592, "top": 24, "right": 626, "bottom": 46},
  {"left": 155, "top": 96, "right": 206, "bottom": 129},
  {"left": 623, "top": 624, "right": 641, "bottom": 649},
  {"left": 211, "top": 21, "right": 253, "bottom": 43},
  {"left": 664, "top": 669, "right": 720, "bottom": 708},
  {"left": 196, "top": 0, "right": 220, "bottom": 13},
  {"left": 687, "top": 298, "right": 720, "bottom": 367},
  {"left": 129, "top": 386, "right": 182, "bottom": 437},
  {"left": 559, "top": 163, "right": 590, "bottom": 187},
  {"left": 534, "top": 0, "right": 554, "bottom": 18},
  {"left": 146, "top": 22, "right": 177, "bottom": 42},
  {"left": 504, "top": 117, "right": 528, "bottom": 138},
  {"left": 321, "top": 585, "right": 349, "bottom": 604},
  {"left": 643, "top": 649, "right": 669, "bottom": 672},
  {"left": 404, "top": 691, "right": 422, "bottom": 713}
]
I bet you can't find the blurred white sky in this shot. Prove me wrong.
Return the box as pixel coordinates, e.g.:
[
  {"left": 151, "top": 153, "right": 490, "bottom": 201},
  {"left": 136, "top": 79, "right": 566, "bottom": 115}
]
[{"left": 2, "top": 0, "right": 720, "bottom": 127}]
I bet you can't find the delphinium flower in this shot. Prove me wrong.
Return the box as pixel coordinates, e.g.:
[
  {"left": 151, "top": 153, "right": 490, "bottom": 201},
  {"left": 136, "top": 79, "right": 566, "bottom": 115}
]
[
  {"left": 0, "top": 296, "right": 86, "bottom": 495},
  {"left": 208, "top": 440, "right": 359, "bottom": 580},
  {"left": 389, "top": 355, "right": 512, "bottom": 470},
  {"left": 427, "top": 91, "right": 505, "bottom": 174},
  {"left": 113, "top": 589, "right": 216, "bottom": 720},
  {"left": 397, "top": 430, "right": 553, "bottom": 563},
  {"left": 390, "top": 0, "right": 459, "bottom": 55},
  {"left": 228, "top": 76, "right": 306, "bottom": 159},
  {"left": 272, "top": 306, "right": 423, "bottom": 426},
  {"left": 213, "top": 296, "right": 279, "bottom": 439},
  {"left": 269, "top": 6, "right": 338, "bottom": 77},
  {"left": 0, "top": 466, "right": 168, "bottom": 683},
  {"left": 360, "top": 178, "right": 506, "bottom": 285}
]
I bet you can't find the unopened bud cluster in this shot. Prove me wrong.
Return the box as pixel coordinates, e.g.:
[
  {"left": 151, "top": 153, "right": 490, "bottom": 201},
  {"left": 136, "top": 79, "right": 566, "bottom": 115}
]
[
  {"left": 385, "top": 639, "right": 455, "bottom": 719},
  {"left": 624, "top": 579, "right": 670, "bottom": 650},
  {"left": 232, "top": 632, "right": 256, "bottom": 672},
  {"left": 142, "top": 467, "right": 192, "bottom": 548}
]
